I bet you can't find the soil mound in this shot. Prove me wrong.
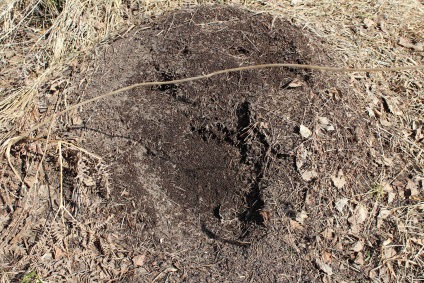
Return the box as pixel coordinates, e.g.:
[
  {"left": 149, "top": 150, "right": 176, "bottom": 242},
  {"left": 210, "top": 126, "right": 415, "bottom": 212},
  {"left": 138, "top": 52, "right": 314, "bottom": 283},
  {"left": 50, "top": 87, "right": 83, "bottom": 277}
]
[{"left": 72, "top": 5, "right": 371, "bottom": 282}]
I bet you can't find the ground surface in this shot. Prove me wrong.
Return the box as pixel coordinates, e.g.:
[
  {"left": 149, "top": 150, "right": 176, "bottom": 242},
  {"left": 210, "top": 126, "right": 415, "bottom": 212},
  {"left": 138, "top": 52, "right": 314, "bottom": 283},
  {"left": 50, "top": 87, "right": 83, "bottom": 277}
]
[
  {"left": 68, "top": 6, "right": 414, "bottom": 282},
  {"left": 1, "top": 2, "right": 423, "bottom": 283}
]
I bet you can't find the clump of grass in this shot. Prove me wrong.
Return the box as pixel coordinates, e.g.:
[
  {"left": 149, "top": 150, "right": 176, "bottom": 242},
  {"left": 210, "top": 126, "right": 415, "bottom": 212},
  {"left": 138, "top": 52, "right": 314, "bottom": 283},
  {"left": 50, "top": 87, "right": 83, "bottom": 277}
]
[
  {"left": 370, "top": 183, "right": 385, "bottom": 200},
  {"left": 20, "top": 271, "right": 43, "bottom": 283}
]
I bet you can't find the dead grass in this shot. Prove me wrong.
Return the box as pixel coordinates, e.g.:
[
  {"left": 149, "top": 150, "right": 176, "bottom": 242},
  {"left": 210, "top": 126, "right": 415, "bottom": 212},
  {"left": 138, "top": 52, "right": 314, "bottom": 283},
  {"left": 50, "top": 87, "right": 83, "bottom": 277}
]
[{"left": 0, "top": 0, "right": 423, "bottom": 282}]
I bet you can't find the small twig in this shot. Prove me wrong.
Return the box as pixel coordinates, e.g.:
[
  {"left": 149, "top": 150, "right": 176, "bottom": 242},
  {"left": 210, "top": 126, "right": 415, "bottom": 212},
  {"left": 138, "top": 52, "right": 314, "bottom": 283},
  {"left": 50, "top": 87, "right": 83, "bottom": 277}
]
[{"left": 7, "top": 63, "right": 424, "bottom": 146}]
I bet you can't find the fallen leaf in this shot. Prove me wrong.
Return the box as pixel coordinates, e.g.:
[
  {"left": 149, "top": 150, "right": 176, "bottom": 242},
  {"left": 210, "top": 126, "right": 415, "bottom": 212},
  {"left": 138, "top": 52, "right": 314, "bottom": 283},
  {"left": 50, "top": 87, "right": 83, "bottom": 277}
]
[
  {"left": 378, "top": 19, "right": 389, "bottom": 34},
  {"left": 363, "top": 18, "right": 375, "bottom": 28},
  {"left": 336, "top": 241, "right": 343, "bottom": 251},
  {"left": 301, "top": 170, "right": 318, "bottom": 182},
  {"left": 382, "top": 247, "right": 397, "bottom": 260},
  {"left": 351, "top": 241, "right": 364, "bottom": 252},
  {"left": 331, "top": 170, "right": 346, "bottom": 189},
  {"left": 398, "top": 221, "right": 407, "bottom": 233},
  {"left": 379, "top": 266, "right": 391, "bottom": 283},
  {"left": 259, "top": 210, "right": 271, "bottom": 226},
  {"left": 366, "top": 106, "right": 376, "bottom": 118},
  {"left": 315, "top": 258, "right": 333, "bottom": 276},
  {"left": 291, "top": 0, "right": 302, "bottom": 5},
  {"left": 382, "top": 96, "right": 403, "bottom": 116},
  {"left": 54, "top": 246, "right": 65, "bottom": 259},
  {"left": 288, "top": 78, "right": 305, "bottom": 88},
  {"left": 318, "top": 117, "right": 335, "bottom": 132},
  {"left": 406, "top": 179, "right": 419, "bottom": 197},
  {"left": 398, "top": 37, "right": 424, "bottom": 52},
  {"left": 0, "top": 214, "right": 10, "bottom": 229},
  {"left": 322, "top": 250, "right": 332, "bottom": 263},
  {"left": 369, "top": 269, "right": 378, "bottom": 279},
  {"left": 133, "top": 254, "right": 146, "bottom": 267},
  {"left": 321, "top": 228, "right": 334, "bottom": 241},
  {"left": 354, "top": 252, "right": 365, "bottom": 265},
  {"left": 382, "top": 237, "right": 393, "bottom": 247},
  {"left": 72, "top": 116, "right": 83, "bottom": 126},
  {"left": 299, "top": 124, "right": 312, "bottom": 138},
  {"left": 335, "top": 198, "right": 348, "bottom": 212},
  {"left": 83, "top": 176, "right": 96, "bottom": 187},
  {"left": 295, "top": 210, "right": 308, "bottom": 224},
  {"left": 348, "top": 204, "right": 368, "bottom": 225},
  {"left": 380, "top": 118, "right": 392, "bottom": 127},
  {"left": 378, "top": 208, "right": 391, "bottom": 220},
  {"left": 381, "top": 182, "right": 396, "bottom": 204},
  {"left": 41, "top": 252, "right": 53, "bottom": 262},
  {"left": 289, "top": 219, "right": 304, "bottom": 231},
  {"left": 4, "top": 50, "right": 15, "bottom": 59},
  {"left": 326, "top": 124, "right": 335, "bottom": 131},
  {"left": 382, "top": 156, "right": 394, "bottom": 167},
  {"left": 318, "top": 117, "right": 329, "bottom": 127}
]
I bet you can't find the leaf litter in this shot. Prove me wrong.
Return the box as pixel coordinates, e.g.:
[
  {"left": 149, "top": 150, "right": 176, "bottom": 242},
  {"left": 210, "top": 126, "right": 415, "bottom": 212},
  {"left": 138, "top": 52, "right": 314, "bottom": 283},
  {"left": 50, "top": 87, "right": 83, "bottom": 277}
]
[{"left": 1, "top": 2, "right": 423, "bottom": 282}]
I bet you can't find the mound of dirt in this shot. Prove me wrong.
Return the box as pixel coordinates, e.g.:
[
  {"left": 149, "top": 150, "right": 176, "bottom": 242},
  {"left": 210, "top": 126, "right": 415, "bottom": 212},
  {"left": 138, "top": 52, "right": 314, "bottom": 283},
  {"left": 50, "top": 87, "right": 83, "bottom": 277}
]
[{"left": 66, "top": 5, "right": 386, "bottom": 282}]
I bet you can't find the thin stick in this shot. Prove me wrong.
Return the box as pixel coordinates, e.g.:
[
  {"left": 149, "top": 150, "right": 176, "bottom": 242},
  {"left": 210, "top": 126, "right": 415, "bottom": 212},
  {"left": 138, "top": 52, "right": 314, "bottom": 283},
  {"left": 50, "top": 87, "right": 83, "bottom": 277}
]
[{"left": 6, "top": 63, "right": 424, "bottom": 144}]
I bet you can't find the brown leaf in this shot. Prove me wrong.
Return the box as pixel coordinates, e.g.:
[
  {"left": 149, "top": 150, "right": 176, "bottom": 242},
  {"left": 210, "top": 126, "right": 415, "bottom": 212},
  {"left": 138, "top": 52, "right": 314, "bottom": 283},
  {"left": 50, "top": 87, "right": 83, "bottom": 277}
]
[
  {"left": 315, "top": 258, "right": 333, "bottom": 275},
  {"left": 289, "top": 219, "right": 304, "bottom": 231},
  {"left": 382, "top": 96, "right": 403, "bottom": 116},
  {"left": 379, "top": 266, "right": 391, "bottom": 283},
  {"left": 322, "top": 250, "right": 332, "bottom": 263},
  {"left": 348, "top": 204, "right": 368, "bottom": 225},
  {"left": 335, "top": 198, "right": 348, "bottom": 212},
  {"left": 41, "top": 252, "right": 53, "bottom": 262},
  {"left": 351, "top": 241, "right": 364, "bottom": 252},
  {"left": 72, "top": 116, "right": 83, "bottom": 126},
  {"left": 295, "top": 210, "right": 308, "bottom": 224},
  {"left": 318, "top": 117, "right": 334, "bottom": 132},
  {"left": 4, "top": 50, "right": 15, "bottom": 59},
  {"left": 331, "top": 170, "right": 346, "bottom": 189},
  {"left": 83, "top": 176, "right": 96, "bottom": 187},
  {"left": 381, "top": 182, "right": 395, "bottom": 203},
  {"left": 382, "top": 247, "right": 397, "bottom": 260},
  {"left": 259, "top": 210, "right": 271, "bottom": 226},
  {"left": 363, "top": 18, "right": 375, "bottom": 28},
  {"left": 369, "top": 268, "right": 378, "bottom": 279},
  {"left": 398, "top": 37, "right": 424, "bottom": 51},
  {"left": 288, "top": 78, "right": 305, "bottom": 88},
  {"left": 301, "top": 170, "right": 318, "bottom": 182},
  {"left": 321, "top": 228, "right": 335, "bottom": 241},
  {"left": 354, "top": 252, "right": 365, "bottom": 265},
  {"left": 54, "top": 246, "right": 65, "bottom": 259},
  {"left": 378, "top": 19, "right": 389, "bottom": 34},
  {"left": 380, "top": 118, "right": 392, "bottom": 127},
  {"left": 0, "top": 214, "right": 10, "bottom": 230},
  {"left": 299, "top": 124, "right": 312, "bottom": 138},
  {"left": 406, "top": 179, "right": 419, "bottom": 197},
  {"left": 133, "top": 254, "right": 146, "bottom": 267},
  {"left": 366, "top": 106, "right": 376, "bottom": 118}
]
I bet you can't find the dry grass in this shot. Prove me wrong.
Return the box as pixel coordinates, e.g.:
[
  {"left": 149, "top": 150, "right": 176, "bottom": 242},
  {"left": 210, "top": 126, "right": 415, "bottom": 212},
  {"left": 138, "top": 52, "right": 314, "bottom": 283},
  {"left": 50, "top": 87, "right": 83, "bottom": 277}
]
[{"left": 0, "top": 0, "right": 423, "bottom": 282}]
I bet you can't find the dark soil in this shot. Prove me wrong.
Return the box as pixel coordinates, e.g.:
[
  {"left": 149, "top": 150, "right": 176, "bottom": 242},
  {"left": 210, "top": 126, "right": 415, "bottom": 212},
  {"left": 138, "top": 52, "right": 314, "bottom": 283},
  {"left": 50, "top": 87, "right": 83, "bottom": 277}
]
[{"left": 65, "top": 5, "right": 381, "bottom": 282}]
